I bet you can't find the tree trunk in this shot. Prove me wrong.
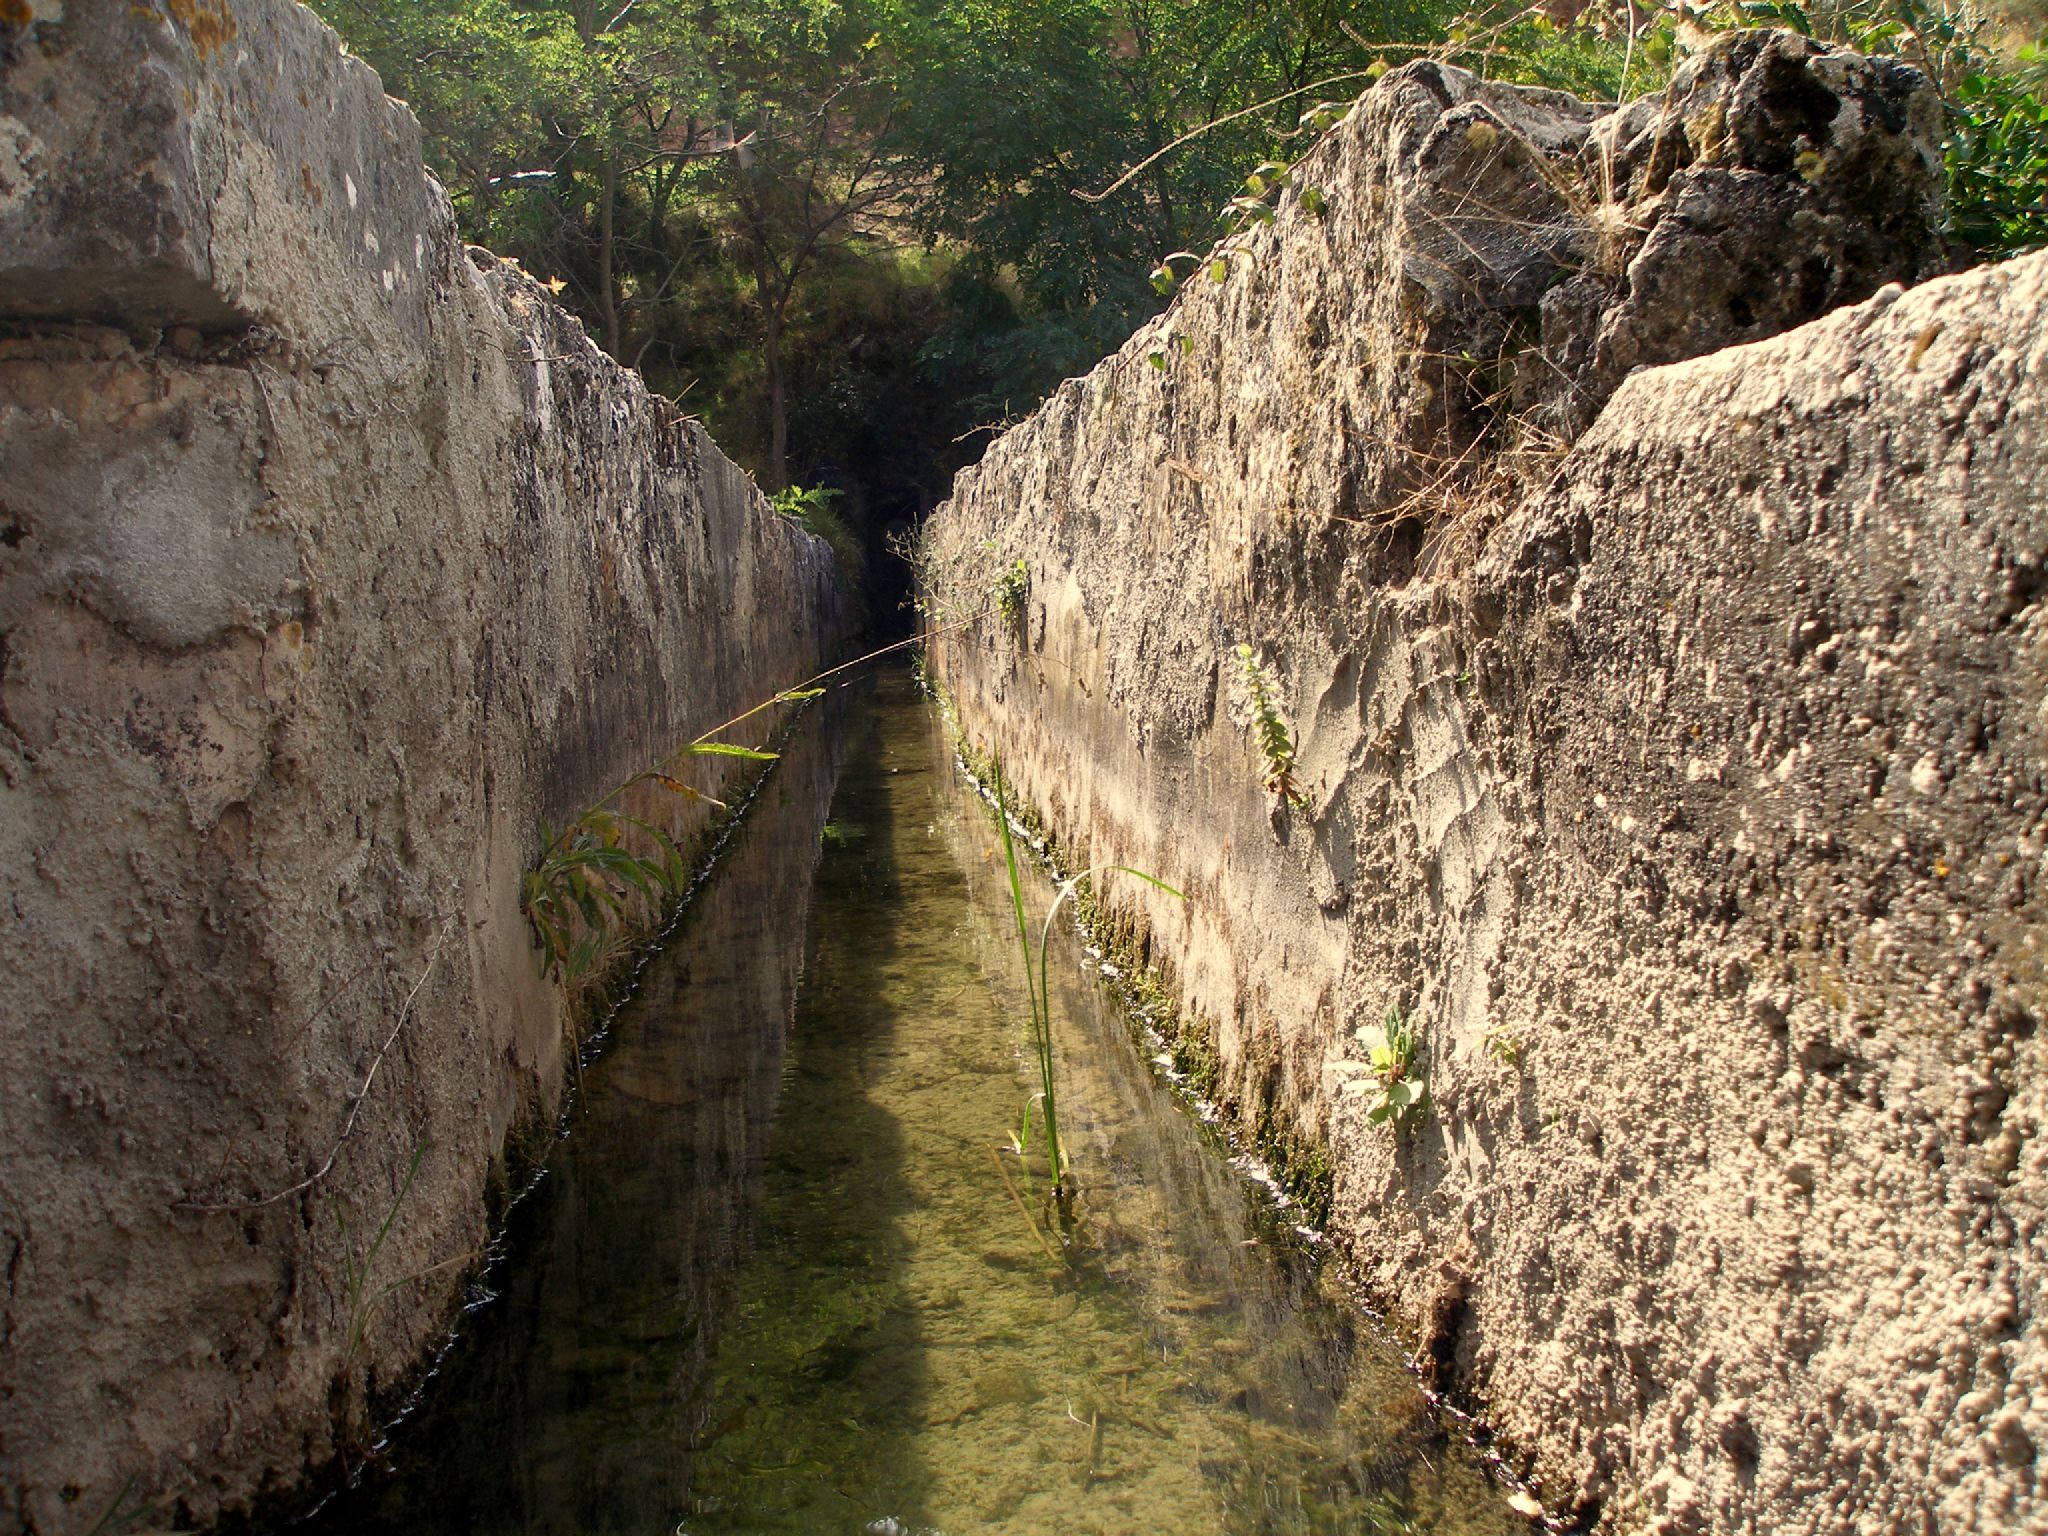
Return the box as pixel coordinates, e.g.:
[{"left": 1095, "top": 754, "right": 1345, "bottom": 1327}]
[
  {"left": 762, "top": 283, "right": 789, "bottom": 491},
  {"left": 597, "top": 153, "right": 621, "bottom": 359},
  {"left": 1144, "top": 120, "right": 1180, "bottom": 253}
]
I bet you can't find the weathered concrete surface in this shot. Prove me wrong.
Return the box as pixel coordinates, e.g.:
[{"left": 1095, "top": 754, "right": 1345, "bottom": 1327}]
[
  {"left": 922, "top": 36, "right": 2041, "bottom": 1535},
  {"left": 0, "top": 2, "right": 839, "bottom": 1530}
]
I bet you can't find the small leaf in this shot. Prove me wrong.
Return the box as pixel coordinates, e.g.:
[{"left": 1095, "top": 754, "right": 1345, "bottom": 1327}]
[
  {"left": 1209, "top": 258, "right": 1229, "bottom": 283},
  {"left": 686, "top": 741, "right": 779, "bottom": 761},
  {"left": 1102, "top": 864, "right": 1187, "bottom": 902},
  {"left": 1148, "top": 350, "right": 1168, "bottom": 372}
]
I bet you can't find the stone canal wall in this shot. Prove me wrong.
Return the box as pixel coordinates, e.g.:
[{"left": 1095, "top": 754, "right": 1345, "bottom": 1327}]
[
  {"left": 921, "top": 36, "right": 2044, "bottom": 1535},
  {"left": 0, "top": 1, "right": 841, "bottom": 1527}
]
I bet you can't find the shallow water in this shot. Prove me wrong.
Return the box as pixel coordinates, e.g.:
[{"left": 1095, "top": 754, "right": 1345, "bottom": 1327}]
[{"left": 300, "top": 671, "right": 1520, "bottom": 1536}]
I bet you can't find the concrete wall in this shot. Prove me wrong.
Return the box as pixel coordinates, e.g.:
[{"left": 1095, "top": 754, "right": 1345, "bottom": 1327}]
[
  {"left": 0, "top": 2, "right": 840, "bottom": 1529},
  {"left": 921, "top": 37, "right": 2043, "bottom": 1535}
]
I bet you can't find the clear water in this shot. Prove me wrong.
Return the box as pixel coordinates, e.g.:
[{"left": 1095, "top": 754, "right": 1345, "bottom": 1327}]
[{"left": 297, "top": 671, "right": 1520, "bottom": 1536}]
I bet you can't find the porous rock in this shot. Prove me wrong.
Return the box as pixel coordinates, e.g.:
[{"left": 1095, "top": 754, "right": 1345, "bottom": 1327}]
[
  {"left": 0, "top": 2, "right": 840, "bottom": 1529},
  {"left": 921, "top": 34, "right": 2038, "bottom": 1534}
]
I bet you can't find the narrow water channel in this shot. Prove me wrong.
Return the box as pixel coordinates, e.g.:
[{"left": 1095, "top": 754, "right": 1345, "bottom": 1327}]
[{"left": 300, "top": 670, "right": 1520, "bottom": 1536}]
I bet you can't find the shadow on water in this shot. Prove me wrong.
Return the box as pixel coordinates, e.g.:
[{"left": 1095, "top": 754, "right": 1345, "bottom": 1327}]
[
  {"left": 294, "top": 669, "right": 1527, "bottom": 1536},
  {"left": 672, "top": 673, "right": 939, "bottom": 1532}
]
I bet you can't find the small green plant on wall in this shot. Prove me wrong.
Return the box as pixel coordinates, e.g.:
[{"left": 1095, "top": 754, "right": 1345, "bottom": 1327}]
[
  {"left": 994, "top": 558, "right": 1029, "bottom": 627},
  {"left": 1483, "top": 1023, "right": 1522, "bottom": 1068},
  {"left": 1339, "top": 1005, "right": 1429, "bottom": 1128},
  {"left": 335, "top": 1143, "right": 425, "bottom": 1372},
  {"left": 1235, "top": 643, "right": 1308, "bottom": 809},
  {"left": 523, "top": 692, "right": 820, "bottom": 984},
  {"left": 1146, "top": 330, "right": 1196, "bottom": 370}
]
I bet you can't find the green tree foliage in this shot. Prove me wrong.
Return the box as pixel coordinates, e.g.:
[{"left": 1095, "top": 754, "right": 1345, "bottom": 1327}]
[
  {"left": 1949, "top": 52, "right": 2048, "bottom": 251},
  {"left": 889, "top": 0, "right": 1451, "bottom": 414},
  {"left": 312, "top": 0, "right": 742, "bottom": 359},
  {"left": 710, "top": 12, "right": 911, "bottom": 487},
  {"left": 313, "top": 0, "right": 1470, "bottom": 620}
]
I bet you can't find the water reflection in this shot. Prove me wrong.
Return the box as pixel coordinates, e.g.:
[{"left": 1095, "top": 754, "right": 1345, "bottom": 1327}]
[
  {"left": 680, "top": 673, "right": 1518, "bottom": 1535},
  {"left": 296, "top": 671, "right": 1520, "bottom": 1536},
  {"left": 296, "top": 690, "right": 845, "bottom": 1535}
]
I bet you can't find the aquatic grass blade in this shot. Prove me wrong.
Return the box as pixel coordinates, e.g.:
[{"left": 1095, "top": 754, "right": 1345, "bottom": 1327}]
[
  {"left": 990, "top": 762, "right": 1064, "bottom": 1190},
  {"left": 989, "top": 765, "right": 1187, "bottom": 1203}
]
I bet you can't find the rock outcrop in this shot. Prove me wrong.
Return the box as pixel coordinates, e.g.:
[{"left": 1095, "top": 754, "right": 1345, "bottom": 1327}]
[
  {"left": 922, "top": 34, "right": 2041, "bottom": 1534},
  {"left": 0, "top": 2, "right": 840, "bottom": 1529}
]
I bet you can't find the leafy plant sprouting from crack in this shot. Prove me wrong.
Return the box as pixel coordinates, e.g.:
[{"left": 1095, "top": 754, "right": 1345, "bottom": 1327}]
[
  {"left": 523, "top": 688, "right": 824, "bottom": 984},
  {"left": 1338, "top": 1004, "right": 1429, "bottom": 1128},
  {"left": 1483, "top": 1022, "right": 1522, "bottom": 1068},
  {"left": 1235, "top": 643, "right": 1307, "bottom": 809},
  {"left": 994, "top": 557, "right": 1029, "bottom": 627}
]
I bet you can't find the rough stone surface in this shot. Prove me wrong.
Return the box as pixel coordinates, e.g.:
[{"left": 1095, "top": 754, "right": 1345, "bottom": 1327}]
[
  {"left": 0, "top": 3, "right": 840, "bottom": 1530},
  {"left": 1532, "top": 30, "right": 1945, "bottom": 432},
  {"left": 921, "top": 37, "right": 2040, "bottom": 1535}
]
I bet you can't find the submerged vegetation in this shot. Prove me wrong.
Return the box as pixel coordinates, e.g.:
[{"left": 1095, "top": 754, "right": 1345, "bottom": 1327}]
[
  {"left": 987, "top": 760, "right": 1185, "bottom": 1202},
  {"left": 313, "top": 670, "right": 1532, "bottom": 1534},
  {"left": 934, "top": 687, "right": 1341, "bottom": 1229}
]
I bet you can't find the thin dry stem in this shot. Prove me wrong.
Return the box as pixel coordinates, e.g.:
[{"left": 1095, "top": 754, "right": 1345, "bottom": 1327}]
[{"left": 179, "top": 926, "right": 450, "bottom": 1213}]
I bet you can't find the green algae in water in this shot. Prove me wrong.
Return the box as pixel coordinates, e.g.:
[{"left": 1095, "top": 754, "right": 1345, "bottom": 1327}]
[
  {"left": 292, "top": 673, "right": 1524, "bottom": 1536},
  {"left": 679, "top": 674, "right": 1519, "bottom": 1536}
]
